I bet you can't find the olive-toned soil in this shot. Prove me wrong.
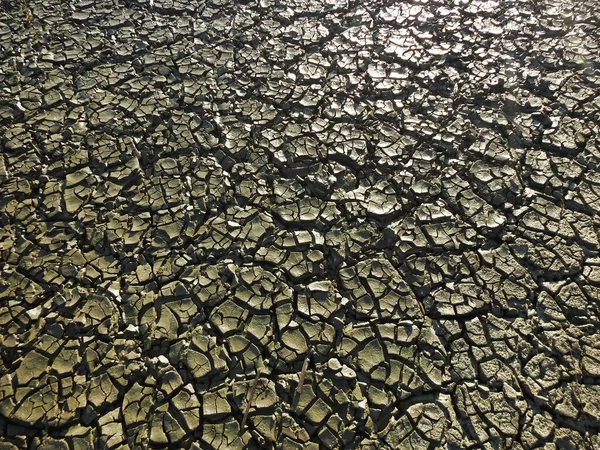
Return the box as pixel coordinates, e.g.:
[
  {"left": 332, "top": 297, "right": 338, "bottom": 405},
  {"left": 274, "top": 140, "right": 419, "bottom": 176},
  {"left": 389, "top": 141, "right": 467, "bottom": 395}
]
[{"left": 1, "top": 0, "right": 600, "bottom": 449}]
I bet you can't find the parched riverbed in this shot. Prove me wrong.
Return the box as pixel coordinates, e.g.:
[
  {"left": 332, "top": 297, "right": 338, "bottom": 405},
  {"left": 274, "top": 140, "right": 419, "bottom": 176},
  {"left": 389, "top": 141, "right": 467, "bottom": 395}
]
[{"left": 1, "top": 0, "right": 600, "bottom": 448}]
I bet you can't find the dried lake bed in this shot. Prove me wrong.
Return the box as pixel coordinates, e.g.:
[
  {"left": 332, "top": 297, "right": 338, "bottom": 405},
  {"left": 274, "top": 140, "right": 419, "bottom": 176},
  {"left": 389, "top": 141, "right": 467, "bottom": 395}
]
[{"left": 1, "top": 0, "right": 600, "bottom": 449}]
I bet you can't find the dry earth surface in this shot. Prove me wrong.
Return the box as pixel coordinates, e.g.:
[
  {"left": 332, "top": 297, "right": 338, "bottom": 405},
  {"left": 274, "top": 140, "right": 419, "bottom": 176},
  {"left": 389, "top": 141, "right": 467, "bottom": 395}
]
[{"left": 1, "top": 0, "right": 600, "bottom": 449}]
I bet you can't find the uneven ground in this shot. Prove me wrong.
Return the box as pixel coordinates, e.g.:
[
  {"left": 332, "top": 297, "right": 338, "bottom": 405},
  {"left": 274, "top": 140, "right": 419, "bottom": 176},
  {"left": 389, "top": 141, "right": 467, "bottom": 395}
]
[{"left": 1, "top": 0, "right": 600, "bottom": 448}]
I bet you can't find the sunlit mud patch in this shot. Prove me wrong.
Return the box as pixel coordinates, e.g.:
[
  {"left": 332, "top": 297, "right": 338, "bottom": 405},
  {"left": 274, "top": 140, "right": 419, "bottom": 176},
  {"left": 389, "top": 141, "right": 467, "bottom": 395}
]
[{"left": 1, "top": 0, "right": 600, "bottom": 448}]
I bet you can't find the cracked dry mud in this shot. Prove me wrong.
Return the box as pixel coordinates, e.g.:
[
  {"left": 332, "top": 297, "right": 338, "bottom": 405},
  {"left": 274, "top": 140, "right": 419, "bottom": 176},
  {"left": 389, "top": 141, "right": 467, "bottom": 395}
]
[{"left": 1, "top": 0, "right": 600, "bottom": 449}]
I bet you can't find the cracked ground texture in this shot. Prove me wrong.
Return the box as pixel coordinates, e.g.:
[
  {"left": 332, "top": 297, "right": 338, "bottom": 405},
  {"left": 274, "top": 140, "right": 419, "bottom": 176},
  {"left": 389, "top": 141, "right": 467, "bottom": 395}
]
[{"left": 1, "top": 0, "right": 600, "bottom": 449}]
